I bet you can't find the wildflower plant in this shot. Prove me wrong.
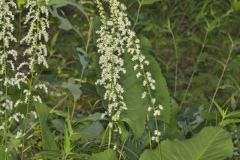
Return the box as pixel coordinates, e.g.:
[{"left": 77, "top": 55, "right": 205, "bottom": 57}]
[
  {"left": 95, "top": 0, "right": 164, "bottom": 146},
  {"left": 14, "top": 0, "right": 50, "bottom": 111},
  {"left": 0, "top": 0, "right": 50, "bottom": 156},
  {"left": 0, "top": 0, "right": 235, "bottom": 159},
  {"left": 18, "top": 0, "right": 49, "bottom": 156},
  {"left": 0, "top": 0, "right": 25, "bottom": 154}
]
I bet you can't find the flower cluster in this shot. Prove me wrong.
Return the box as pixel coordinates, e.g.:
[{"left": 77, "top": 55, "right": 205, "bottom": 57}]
[
  {"left": 0, "top": 0, "right": 18, "bottom": 85},
  {"left": 19, "top": 0, "right": 50, "bottom": 104},
  {"left": 0, "top": 0, "right": 25, "bottom": 152},
  {"left": 0, "top": 0, "right": 49, "bottom": 153},
  {"left": 151, "top": 130, "right": 161, "bottom": 143},
  {"left": 96, "top": 0, "right": 164, "bottom": 142},
  {"left": 95, "top": 0, "right": 127, "bottom": 132}
]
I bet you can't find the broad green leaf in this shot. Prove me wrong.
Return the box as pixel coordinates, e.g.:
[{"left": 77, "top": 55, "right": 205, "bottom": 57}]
[
  {"left": 140, "top": 36, "right": 152, "bottom": 51},
  {"left": 141, "top": 0, "right": 160, "bottom": 5},
  {"left": 75, "top": 48, "right": 89, "bottom": 70},
  {"left": 89, "top": 149, "right": 117, "bottom": 160},
  {"left": 62, "top": 78, "right": 82, "bottom": 101},
  {"left": 34, "top": 102, "right": 59, "bottom": 151},
  {"left": 140, "top": 127, "right": 233, "bottom": 160},
  {"left": 77, "top": 113, "right": 102, "bottom": 122},
  {"left": 147, "top": 55, "right": 172, "bottom": 125},
  {"left": 51, "top": 119, "right": 65, "bottom": 133},
  {"left": 49, "top": 7, "right": 74, "bottom": 31},
  {"left": 79, "top": 122, "right": 104, "bottom": 141},
  {"left": 49, "top": 0, "right": 88, "bottom": 32},
  {"left": 121, "top": 54, "right": 172, "bottom": 138},
  {"left": 121, "top": 53, "right": 148, "bottom": 138}
]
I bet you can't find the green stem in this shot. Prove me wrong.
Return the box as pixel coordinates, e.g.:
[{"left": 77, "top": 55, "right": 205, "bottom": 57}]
[
  {"left": 21, "top": 71, "right": 34, "bottom": 160},
  {"left": 180, "top": 30, "right": 209, "bottom": 107},
  {"left": 208, "top": 35, "right": 234, "bottom": 112},
  {"left": 133, "top": 1, "right": 142, "bottom": 29}
]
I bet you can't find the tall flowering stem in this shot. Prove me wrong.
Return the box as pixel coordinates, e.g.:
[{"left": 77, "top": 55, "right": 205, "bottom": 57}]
[
  {"left": 0, "top": 0, "right": 26, "bottom": 154},
  {"left": 95, "top": 0, "right": 127, "bottom": 148},
  {"left": 96, "top": 0, "right": 164, "bottom": 145},
  {"left": 20, "top": 0, "right": 49, "bottom": 106},
  {"left": 19, "top": 0, "right": 49, "bottom": 158}
]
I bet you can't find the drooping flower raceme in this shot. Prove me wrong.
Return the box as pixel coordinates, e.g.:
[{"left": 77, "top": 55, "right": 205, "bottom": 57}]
[
  {"left": 0, "top": 0, "right": 18, "bottom": 86},
  {"left": 19, "top": 0, "right": 49, "bottom": 104},
  {"left": 96, "top": 0, "right": 163, "bottom": 142},
  {"left": 0, "top": 0, "right": 25, "bottom": 151},
  {"left": 0, "top": 0, "right": 18, "bottom": 129},
  {"left": 95, "top": 0, "right": 127, "bottom": 133}
]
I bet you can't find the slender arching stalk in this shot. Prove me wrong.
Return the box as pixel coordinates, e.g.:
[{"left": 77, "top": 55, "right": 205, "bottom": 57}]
[
  {"left": 208, "top": 34, "right": 234, "bottom": 113},
  {"left": 180, "top": 30, "right": 209, "bottom": 108}
]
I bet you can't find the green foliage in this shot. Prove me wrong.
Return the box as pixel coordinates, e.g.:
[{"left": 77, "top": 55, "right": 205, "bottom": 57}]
[
  {"left": 141, "top": 0, "right": 161, "bottom": 5},
  {"left": 34, "top": 102, "right": 59, "bottom": 151},
  {"left": 139, "top": 127, "right": 233, "bottom": 160},
  {"left": 16, "top": 0, "right": 26, "bottom": 8},
  {"left": 121, "top": 53, "right": 148, "bottom": 138},
  {"left": 89, "top": 149, "right": 117, "bottom": 160},
  {"left": 121, "top": 52, "right": 174, "bottom": 138},
  {"left": 62, "top": 78, "right": 82, "bottom": 101},
  {"left": 1, "top": 0, "right": 240, "bottom": 159},
  {"left": 146, "top": 55, "right": 172, "bottom": 125}
]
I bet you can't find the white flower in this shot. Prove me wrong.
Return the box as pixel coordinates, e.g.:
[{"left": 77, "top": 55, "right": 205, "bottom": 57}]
[
  {"left": 113, "top": 145, "right": 117, "bottom": 150},
  {"left": 31, "top": 111, "right": 38, "bottom": 119},
  {"left": 16, "top": 130, "right": 23, "bottom": 139},
  {"left": 136, "top": 72, "right": 142, "bottom": 78},
  {"left": 147, "top": 106, "right": 152, "bottom": 112},
  {"left": 158, "top": 105, "right": 163, "bottom": 110},
  {"left": 33, "top": 95, "right": 42, "bottom": 103},
  {"left": 34, "top": 83, "right": 48, "bottom": 93},
  {"left": 141, "top": 92, "right": 146, "bottom": 99},
  {"left": 101, "top": 112, "right": 107, "bottom": 119},
  {"left": 144, "top": 60, "right": 150, "bottom": 65},
  {"left": 154, "top": 130, "right": 161, "bottom": 136},
  {"left": 151, "top": 98, "right": 156, "bottom": 104},
  {"left": 150, "top": 84, "right": 156, "bottom": 90},
  {"left": 108, "top": 122, "right": 113, "bottom": 128},
  {"left": 0, "top": 123, "right": 5, "bottom": 130},
  {"left": 107, "top": 21, "right": 114, "bottom": 26},
  {"left": 153, "top": 110, "right": 161, "bottom": 116},
  {"left": 151, "top": 136, "right": 159, "bottom": 143},
  {"left": 143, "top": 80, "right": 147, "bottom": 86},
  {"left": 133, "top": 64, "right": 139, "bottom": 71}
]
